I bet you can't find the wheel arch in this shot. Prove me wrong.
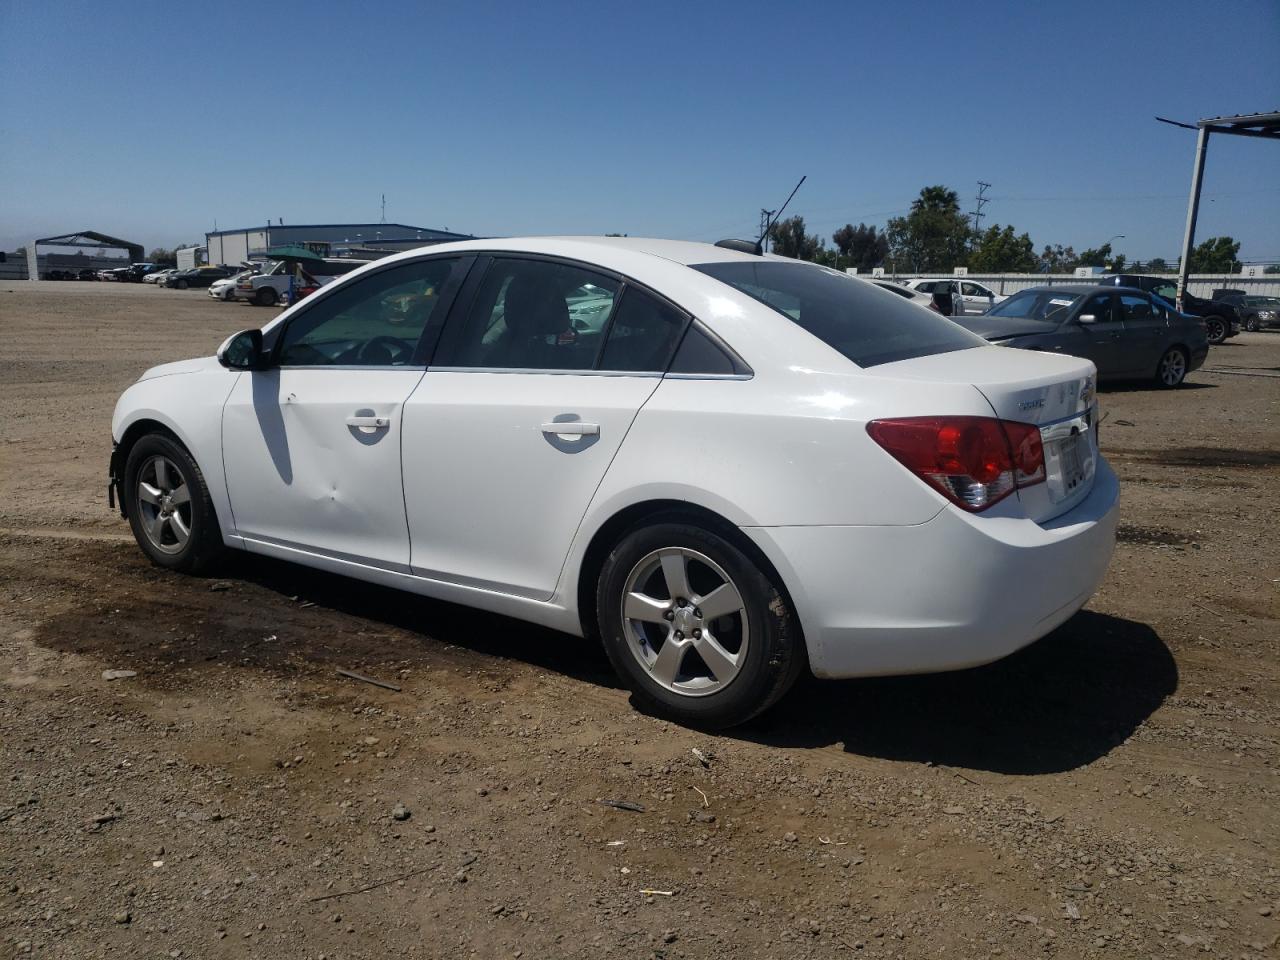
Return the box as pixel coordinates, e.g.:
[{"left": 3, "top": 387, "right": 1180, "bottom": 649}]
[
  {"left": 574, "top": 498, "right": 808, "bottom": 669},
  {"left": 111, "top": 416, "right": 201, "bottom": 519}
]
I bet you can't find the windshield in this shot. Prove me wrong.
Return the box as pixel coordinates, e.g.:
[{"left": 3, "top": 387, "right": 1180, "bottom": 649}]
[
  {"left": 691, "top": 261, "right": 985, "bottom": 367},
  {"left": 987, "top": 289, "right": 1084, "bottom": 324}
]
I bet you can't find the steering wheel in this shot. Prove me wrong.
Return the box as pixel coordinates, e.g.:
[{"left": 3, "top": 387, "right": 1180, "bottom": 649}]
[{"left": 357, "top": 335, "right": 413, "bottom": 365}]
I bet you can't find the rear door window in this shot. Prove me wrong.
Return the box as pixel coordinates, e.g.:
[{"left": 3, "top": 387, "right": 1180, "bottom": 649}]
[
  {"left": 598, "top": 287, "right": 687, "bottom": 372},
  {"left": 433, "top": 258, "right": 620, "bottom": 371},
  {"left": 692, "top": 261, "right": 985, "bottom": 368}
]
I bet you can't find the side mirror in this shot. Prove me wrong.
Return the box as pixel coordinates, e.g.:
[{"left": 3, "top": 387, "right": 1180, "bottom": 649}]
[
  {"left": 217, "top": 329, "right": 265, "bottom": 369},
  {"left": 1077, "top": 314, "right": 1097, "bottom": 324}
]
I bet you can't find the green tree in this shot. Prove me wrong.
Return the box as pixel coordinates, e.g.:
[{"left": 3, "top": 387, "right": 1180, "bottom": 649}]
[
  {"left": 968, "top": 224, "right": 1037, "bottom": 272},
  {"left": 1038, "top": 244, "right": 1078, "bottom": 272},
  {"left": 1145, "top": 257, "right": 1169, "bottom": 272},
  {"left": 1188, "top": 236, "right": 1241, "bottom": 273},
  {"left": 1264, "top": 264, "right": 1280, "bottom": 274},
  {"left": 1075, "top": 243, "right": 1112, "bottom": 268},
  {"left": 885, "top": 186, "right": 972, "bottom": 273},
  {"left": 1109, "top": 253, "right": 1127, "bottom": 272},
  {"left": 148, "top": 247, "right": 177, "bottom": 265},
  {"left": 767, "top": 215, "right": 823, "bottom": 261},
  {"left": 832, "top": 223, "right": 888, "bottom": 271}
]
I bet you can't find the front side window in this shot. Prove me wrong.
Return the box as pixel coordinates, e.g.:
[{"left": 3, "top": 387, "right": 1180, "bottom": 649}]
[
  {"left": 435, "top": 259, "right": 620, "bottom": 370},
  {"left": 692, "top": 261, "right": 984, "bottom": 368},
  {"left": 1078, "top": 293, "right": 1116, "bottom": 323},
  {"left": 277, "top": 258, "right": 457, "bottom": 367},
  {"left": 988, "top": 289, "right": 1085, "bottom": 324},
  {"left": 1117, "top": 293, "right": 1152, "bottom": 322}
]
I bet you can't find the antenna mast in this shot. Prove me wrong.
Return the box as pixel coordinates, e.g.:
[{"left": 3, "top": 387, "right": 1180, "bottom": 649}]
[{"left": 758, "top": 175, "right": 807, "bottom": 252}]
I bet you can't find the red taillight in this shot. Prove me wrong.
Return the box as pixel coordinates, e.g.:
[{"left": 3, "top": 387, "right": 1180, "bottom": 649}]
[{"left": 867, "top": 416, "right": 1046, "bottom": 512}]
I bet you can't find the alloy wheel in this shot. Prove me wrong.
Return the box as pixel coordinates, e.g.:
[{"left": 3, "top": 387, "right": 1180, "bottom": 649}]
[
  {"left": 136, "top": 455, "right": 193, "bottom": 554},
  {"left": 620, "top": 547, "right": 749, "bottom": 697},
  {"left": 1206, "top": 318, "right": 1225, "bottom": 343},
  {"left": 1160, "top": 349, "right": 1186, "bottom": 387}
]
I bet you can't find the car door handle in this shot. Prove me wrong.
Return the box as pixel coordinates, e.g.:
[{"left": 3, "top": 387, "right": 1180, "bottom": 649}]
[
  {"left": 346, "top": 415, "right": 389, "bottom": 429},
  {"left": 541, "top": 421, "right": 599, "bottom": 436}
]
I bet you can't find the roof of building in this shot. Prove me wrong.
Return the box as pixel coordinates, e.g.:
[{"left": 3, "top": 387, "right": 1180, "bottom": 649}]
[{"left": 206, "top": 223, "right": 473, "bottom": 239}]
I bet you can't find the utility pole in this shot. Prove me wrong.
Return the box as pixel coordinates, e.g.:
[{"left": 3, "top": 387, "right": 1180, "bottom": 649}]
[
  {"left": 970, "top": 181, "right": 991, "bottom": 234},
  {"left": 759, "top": 209, "right": 775, "bottom": 252},
  {"left": 380, "top": 194, "right": 387, "bottom": 224}
]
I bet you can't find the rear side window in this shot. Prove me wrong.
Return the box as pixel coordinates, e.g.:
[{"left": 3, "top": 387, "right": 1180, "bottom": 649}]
[
  {"left": 434, "top": 258, "right": 619, "bottom": 370},
  {"left": 598, "top": 287, "right": 686, "bottom": 371},
  {"left": 691, "top": 261, "right": 984, "bottom": 368}
]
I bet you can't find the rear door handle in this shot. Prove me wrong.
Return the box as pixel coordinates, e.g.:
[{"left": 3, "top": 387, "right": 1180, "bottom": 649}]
[
  {"left": 346, "top": 415, "right": 390, "bottom": 429},
  {"left": 541, "top": 421, "right": 599, "bottom": 436}
]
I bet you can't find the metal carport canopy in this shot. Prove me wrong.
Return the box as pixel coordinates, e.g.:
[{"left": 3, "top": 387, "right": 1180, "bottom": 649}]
[
  {"left": 27, "top": 231, "right": 145, "bottom": 280},
  {"left": 1156, "top": 110, "right": 1280, "bottom": 308}
]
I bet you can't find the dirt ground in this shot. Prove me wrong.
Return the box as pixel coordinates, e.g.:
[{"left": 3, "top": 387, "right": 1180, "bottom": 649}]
[{"left": 1, "top": 281, "right": 1278, "bottom": 960}]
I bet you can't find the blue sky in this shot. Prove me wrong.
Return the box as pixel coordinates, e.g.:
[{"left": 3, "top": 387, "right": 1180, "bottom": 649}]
[{"left": 2, "top": 0, "right": 1278, "bottom": 263}]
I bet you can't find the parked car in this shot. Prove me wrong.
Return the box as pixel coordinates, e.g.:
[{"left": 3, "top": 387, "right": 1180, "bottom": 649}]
[
  {"left": 1100, "top": 275, "right": 1239, "bottom": 344},
  {"left": 234, "top": 257, "right": 366, "bottom": 306},
  {"left": 42, "top": 269, "right": 76, "bottom": 280},
  {"left": 209, "top": 269, "right": 254, "bottom": 301},
  {"left": 97, "top": 268, "right": 119, "bottom": 280},
  {"left": 871, "top": 279, "right": 935, "bottom": 307},
  {"left": 122, "top": 262, "right": 158, "bottom": 282},
  {"left": 1210, "top": 291, "right": 1280, "bottom": 332},
  {"left": 957, "top": 284, "right": 1208, "bottom": 388},
  {"left": 144, "top": 269, "right": 174, "bottom": 284},
  {"left": 109, "top": 238, "right": 1118, "bottom": 727},
  {"left": 164, "top": 266, "right": 235, "bottom": 289},
  {"left": 901, "top": 278, "right": 1006, "bottom": 314}
]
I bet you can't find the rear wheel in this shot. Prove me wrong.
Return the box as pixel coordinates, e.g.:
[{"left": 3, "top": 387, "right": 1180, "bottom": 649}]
[
  {"left": 596, "top": 519, "right": 803, "bottom": 728},
  {"left": 124, "top": 433, "right": 224, "bottom": 573},
  {"left": 1155, "top": 346, "right": 1188, "bottom": 389},
  {"left": 1204, "top": 315, "right": 1227, "bottom": 344},
  {"left": 255, "top": 287, "right": 278, "bottom": 306}
]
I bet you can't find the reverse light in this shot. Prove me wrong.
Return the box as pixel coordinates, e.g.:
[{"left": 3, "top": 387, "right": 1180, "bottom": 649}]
[{"left": 867, "top": 416, "right": 1045, "bottom": 512}]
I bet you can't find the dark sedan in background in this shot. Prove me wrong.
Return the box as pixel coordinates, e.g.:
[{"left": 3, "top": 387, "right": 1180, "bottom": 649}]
[
  {"left": 1101, "top": 274, "right": 1239, "bottom": 344},
  {"left": 955, "top": 285, "right": 1209, "bottom": 388},
  {"left": 163, "top": 266, "right": 235, "bottom": 289}
]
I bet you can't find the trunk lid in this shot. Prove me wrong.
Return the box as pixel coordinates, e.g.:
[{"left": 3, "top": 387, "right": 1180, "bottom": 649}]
[{"left": 866, "top": 345, "right": 1099, "bottom": 521}]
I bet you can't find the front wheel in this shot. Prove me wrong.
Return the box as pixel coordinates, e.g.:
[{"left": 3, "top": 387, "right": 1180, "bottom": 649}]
[
  {"left": 1155, "top": 346, "right": 1188, "bottom": 389},
  {"left": 175, "top": 278, "right": 189, "bottom": 290},
  {"left": 1204, "top": 316, "right": 1227, "bottom": 344},
  {"left": 596, "top": 519, "right": 803, "bottom": 728},
  {"left": 124, "top": 433, "right": 225, "bottom": 573},
  {"left": 1244, "top": 317, "right": 1259, "bottom": 332},
  {"left": 255, "top": 287, "right": 278, "bottom": 306}
]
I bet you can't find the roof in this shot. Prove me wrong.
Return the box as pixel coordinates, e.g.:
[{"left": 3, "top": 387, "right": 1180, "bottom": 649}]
[
  {"left": 407, "top": 236, "right": 765, "bottom": 266},
  {"left": 1198, "top": 110, "right": 1280, "bottom": 139},
  {"left": 205, "top": 222, "right": 473, "bottom": 239},
  {"left": 35, "top": 230, "right": 143, "bottom": 252},
  {"left": 1018, "top": 284, "right": 1131, "bottom": 295}
]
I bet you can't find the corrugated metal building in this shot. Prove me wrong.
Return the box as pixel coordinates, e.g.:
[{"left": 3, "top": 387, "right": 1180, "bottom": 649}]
[{"left": 205, "top": 223, "right": 473, "bottom": 266}]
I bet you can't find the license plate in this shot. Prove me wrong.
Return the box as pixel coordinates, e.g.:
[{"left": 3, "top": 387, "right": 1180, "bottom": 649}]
[{"left": 1053, "top": 432, "right": 1089, "bottom": 499}]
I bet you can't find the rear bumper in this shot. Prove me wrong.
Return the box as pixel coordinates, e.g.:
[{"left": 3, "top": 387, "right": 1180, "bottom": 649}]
[{"left": 744, "top": 457, "right": 1120, "bottom": 679}]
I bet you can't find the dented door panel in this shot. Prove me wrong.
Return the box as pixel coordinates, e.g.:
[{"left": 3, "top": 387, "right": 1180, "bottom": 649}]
[{"left": 221, "top": 368, "right": 425, "bottom": 569}]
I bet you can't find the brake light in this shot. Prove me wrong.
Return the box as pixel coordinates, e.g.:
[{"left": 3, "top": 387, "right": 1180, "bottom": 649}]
[{"left": 867, "top": 416, "right": 1045, "bottom": 512}]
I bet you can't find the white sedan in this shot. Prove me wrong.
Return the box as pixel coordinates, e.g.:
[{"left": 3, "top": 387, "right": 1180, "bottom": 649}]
[{"left": 109, "top": 237, "right": 1118, "bottom": 727}]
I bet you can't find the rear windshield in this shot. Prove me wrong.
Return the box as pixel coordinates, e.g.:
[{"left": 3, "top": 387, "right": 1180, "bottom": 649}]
[
  {"left": 987, "top": 289, "right": 1084, "bottom": 323},
  {"left": 691, "top": 261, "right": 984, "bottom": 367}
]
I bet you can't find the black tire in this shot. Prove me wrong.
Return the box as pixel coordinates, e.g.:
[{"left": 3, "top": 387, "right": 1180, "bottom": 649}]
[
  {"left": 1155, "top": 346, "right": 1188, "bottom": 389},
  {"left": 255, "top": 287, "right": 278, "bottom": 306},
  {"left": 1244, "top": 317, "right": 1259, "bottom": 333},
  {"left": 596, "top": 518, "right": 803, "bottom": 728},
  {"left": 123, "top": 433, "right": 224, "bottom": 574},
  {"left": 1204, "top": 315, "right": 1227, "bottom": 344},
  {"left": 175, "top": 278, "right": 189, "bottom": 290}
]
